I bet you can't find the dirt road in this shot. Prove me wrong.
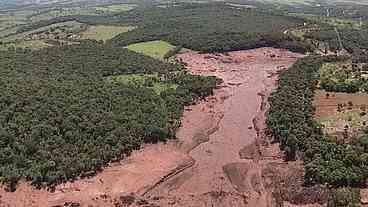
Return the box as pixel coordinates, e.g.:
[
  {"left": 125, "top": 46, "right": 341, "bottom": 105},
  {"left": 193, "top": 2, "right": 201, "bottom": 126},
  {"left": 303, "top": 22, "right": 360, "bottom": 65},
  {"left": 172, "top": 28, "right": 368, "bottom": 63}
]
[{"left": 0, "top": 48, "right": 308, "bottom": 207}]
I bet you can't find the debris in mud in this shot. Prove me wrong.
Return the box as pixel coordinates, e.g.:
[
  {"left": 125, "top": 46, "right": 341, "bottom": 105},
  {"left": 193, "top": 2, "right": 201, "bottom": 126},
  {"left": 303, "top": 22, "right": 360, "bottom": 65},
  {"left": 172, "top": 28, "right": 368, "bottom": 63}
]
[
  {"left": 52, "top": 202, "right": 81, "bottom": 207},
  {"left": 262, "top": 162, "right": 328, "bottom": 206},
  {"left": 222, "top": 163, "right": 251, "bottom": 193},
  {"left": 250, "top": 174, "right": 262, "bottom": 195},
  {"left": 257, "top": 92, "right": 267, "bottom": 111},
  {"left": 228, "top": 82, "right": 243, "bottom": 86},
  {"left": 114, "top": 194, "right": 159, "bottom": 207},
  {"left": 115, "top": 194, "right": 136, "bottom": 207},
  {"left": 192, "top": 130, "right": 210, "bottom": 147},
  {"left": 221, "top": 58, "right": 233, "bottom": 64},
  {"left": 239, "top": 142, "right": 260, "bottom": 160}
]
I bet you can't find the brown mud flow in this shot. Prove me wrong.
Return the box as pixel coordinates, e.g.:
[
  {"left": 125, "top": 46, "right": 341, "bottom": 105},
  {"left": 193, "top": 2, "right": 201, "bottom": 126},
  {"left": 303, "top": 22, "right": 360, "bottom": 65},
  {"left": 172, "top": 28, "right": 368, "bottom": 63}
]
[{"left": 1, "top": 48, "right": 317, "bottom": 207}]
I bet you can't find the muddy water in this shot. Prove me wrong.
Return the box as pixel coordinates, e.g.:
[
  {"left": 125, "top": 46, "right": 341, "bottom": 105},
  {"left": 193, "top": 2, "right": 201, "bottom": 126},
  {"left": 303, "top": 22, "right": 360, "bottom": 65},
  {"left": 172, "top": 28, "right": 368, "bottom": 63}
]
[{"left": 0, "top": 48, "right": 302, "bottom": 207}]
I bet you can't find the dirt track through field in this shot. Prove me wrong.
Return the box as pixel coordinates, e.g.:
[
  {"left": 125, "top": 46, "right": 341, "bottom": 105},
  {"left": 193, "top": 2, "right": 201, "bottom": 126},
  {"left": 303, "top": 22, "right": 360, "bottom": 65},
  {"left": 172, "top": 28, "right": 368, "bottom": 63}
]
[{"left": 0, "top": 48, "right": 304, "bottom": 207}]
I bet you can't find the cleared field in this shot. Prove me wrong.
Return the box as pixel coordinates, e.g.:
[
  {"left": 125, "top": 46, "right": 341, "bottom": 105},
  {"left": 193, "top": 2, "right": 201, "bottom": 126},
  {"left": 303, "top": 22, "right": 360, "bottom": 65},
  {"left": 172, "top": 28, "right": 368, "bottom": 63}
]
[
  {"left": 0, "top": 13, "right": 29, "bottom": 36},
  {"left": 0, "top": 20, "right": 25, "bottom": 29},
  {"left": 81, "top": 25, "right": 135, "bottom": 41},
  {"left": 94, "top": 4, "right": 136, "bottom": 13},
  {"left": 126, "top": 40, "right": 176, "bottom": 59},
  {"left": 258, "top": 0, "right": 313, "bottom": 5},
  {"left": 314, "top": 90, "right": 368, "bottom": 118},
  {"left": 313, "top": 90, "right": 368, "bottom": 140},
  {"left": 290, "top": 13, "right": 361, "bottom": 29},
  {"left": 30, "top": 4, "right": 137, "bottom": 22},
  {"left": 109, "top": 74, "right": 178, "bottom": 95},
  {"left": 0, "top": 40, "right": 51, "bottom": 50},
  {"left": 30, "top": 7, "right": 99, "bottom": 22},
  {"left": 3, "top": 20, "right": 84, "bottom": 42}
]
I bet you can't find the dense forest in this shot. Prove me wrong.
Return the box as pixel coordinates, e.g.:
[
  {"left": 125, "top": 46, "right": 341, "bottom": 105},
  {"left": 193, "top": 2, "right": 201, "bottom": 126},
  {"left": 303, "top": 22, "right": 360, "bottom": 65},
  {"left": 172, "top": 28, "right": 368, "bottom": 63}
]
[
  {"left": 0, "top": 40, "right": 217, "bottom": 190},
  {"left": 109, "top": 4, "right": 313, "bottom": 53},
  {"left": 12, "top": 4, "right": 314, "bottom": 53}
]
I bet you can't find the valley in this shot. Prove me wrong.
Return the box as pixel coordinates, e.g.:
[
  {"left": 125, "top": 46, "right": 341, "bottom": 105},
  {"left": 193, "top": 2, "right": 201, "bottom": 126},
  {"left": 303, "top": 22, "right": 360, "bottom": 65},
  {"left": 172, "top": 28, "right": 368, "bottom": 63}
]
[{"left": 1, "top": 0, "right": 368, "bottom": 206}]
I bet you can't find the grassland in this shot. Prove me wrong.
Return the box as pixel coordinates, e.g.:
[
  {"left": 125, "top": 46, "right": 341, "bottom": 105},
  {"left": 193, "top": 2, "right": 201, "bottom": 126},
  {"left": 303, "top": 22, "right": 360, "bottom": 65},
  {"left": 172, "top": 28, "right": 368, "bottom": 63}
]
[
  {"left": 81, "top": 25, "right": 135, "bottom": 41},
  {"left": 126, "top": 40, "right": 177, "bottom": 60},
  {"left": 30, "top": 4, "right": 137, "bottom": 22},
  {"left": 0, "top": 16, "right": 26, "bottom": 30},
  {"left": 290, "top": 13, "right": 361, "bottom": 29},
  {"left": 0, "top": 40, "right": 51, "bottom": 50},
  {"left": 30, "top": 8, "right": 99, "bottom": 22},
  {"left": 0, "top": 10, "right": 38, "bottom": 38},
  {"left": 3, "top": 20, "right": 84, "bottom": 42},
  {"left": 0, "top": 3, "right": 137, "bottom": 41},
  {"left": 94, "top": 4, "right": 136, "bottom": 13},
  {"left": 109, "top": 74, "right": 178, "bottom": 95}
]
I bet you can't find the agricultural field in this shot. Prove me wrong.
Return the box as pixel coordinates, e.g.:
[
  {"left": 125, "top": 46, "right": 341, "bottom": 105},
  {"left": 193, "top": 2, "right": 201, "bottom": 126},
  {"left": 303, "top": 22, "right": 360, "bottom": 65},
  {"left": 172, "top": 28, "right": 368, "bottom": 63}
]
[
  {"left": 30, "top": 4, "right": 136, "bottom": 22},
  {"left": 29, "top": 7, "right": 102, "bottom": 22},
  {"left": 290, "top": 13, "right": 362, "bottom": 29},
  {"left": 81, "top": 25, "right": 135, "bottom": 41},
  {"left": 94, "top": 4, "right": 136, "bottom": 13},
  {"left": 268, "top": 55, "right": 368, "bottom": 207},
  {"left": 0, "top": 10, "right": 39, "bottom": 38},
  {"left": 313, "top": 90, "right": 368, "bottom": 141},
  {"left": 0, "top": 15, "right": 26, "bottom": 30},
  {"left": 126, "top": 40, "right": 177, "bottom": 59},
  {"left": 315, "top": 58, "right": 368, "bottom": 141},
  {"left": 2, "top": 20, "right": 84, "bottom": 42}
]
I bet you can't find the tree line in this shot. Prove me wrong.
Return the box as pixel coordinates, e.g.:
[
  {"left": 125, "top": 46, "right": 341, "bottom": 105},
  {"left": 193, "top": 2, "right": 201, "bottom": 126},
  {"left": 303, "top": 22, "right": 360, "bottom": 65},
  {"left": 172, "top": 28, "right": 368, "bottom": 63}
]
[{"left": 267, "top": 55, "right": 368, "bottom": 206}]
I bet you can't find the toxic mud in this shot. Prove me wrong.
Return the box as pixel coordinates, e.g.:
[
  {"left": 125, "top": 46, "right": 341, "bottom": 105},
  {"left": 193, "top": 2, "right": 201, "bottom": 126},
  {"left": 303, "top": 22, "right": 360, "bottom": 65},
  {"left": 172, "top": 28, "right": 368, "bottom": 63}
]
[
  {"left": 0, "top": 48, "right": 318, "bottom": 207},
  {"left": 140, "top": 48, "right": 304, "bottom": 207}
]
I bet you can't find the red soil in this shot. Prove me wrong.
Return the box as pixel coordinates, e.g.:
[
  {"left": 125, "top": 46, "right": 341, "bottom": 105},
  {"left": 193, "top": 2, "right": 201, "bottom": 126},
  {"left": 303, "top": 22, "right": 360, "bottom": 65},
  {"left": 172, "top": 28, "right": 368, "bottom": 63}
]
[
  {"left": 314, "top": 90, "right": 368, "bottom": 118},
  {"left": 0, "top": 48, "right": 310, "bottom": 207}
]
